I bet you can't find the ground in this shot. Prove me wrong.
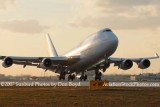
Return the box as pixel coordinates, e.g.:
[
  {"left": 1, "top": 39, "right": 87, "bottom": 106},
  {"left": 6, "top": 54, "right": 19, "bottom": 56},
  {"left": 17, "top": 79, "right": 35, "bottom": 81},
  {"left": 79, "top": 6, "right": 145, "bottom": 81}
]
[{"left": 0, "top": 87, "right": 159, "bottom": 107}]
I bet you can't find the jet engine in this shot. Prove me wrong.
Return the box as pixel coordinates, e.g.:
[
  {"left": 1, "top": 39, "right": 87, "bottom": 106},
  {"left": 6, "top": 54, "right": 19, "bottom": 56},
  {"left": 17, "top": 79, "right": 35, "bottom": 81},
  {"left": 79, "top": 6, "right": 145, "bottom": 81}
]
[
  {"left": 138, "top": 59, "right": 150, "bottom": 69},
  {"left": 40, "top": 58, "right": 52, "bottom": 69},
  {"left": 2, "top": 57, "right": 13, "bottom": 68},
  {"left": 119, "top": 59, "right": 133, "bottom": 70}
]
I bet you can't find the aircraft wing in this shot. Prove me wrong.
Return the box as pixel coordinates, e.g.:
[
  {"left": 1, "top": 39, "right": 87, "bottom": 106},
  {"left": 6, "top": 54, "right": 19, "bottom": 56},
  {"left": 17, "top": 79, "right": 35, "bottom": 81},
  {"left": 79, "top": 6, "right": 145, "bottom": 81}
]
[
  {"left": 87, "top": 53, "right": 159, "bottom": 71},
  {"left": 109, "top": 53, "right": 159, "bottom": 63},
  {"left": 0, "top": 55, "right": 80, "bottom": 68}
]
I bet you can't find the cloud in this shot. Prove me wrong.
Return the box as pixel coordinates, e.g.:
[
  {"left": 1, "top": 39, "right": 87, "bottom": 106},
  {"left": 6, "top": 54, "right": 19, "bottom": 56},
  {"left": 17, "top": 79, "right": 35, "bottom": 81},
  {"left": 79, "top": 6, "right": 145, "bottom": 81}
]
[
  {"left": 70, "top": 0, "right": 160, "bottom": 30},
  {"left": 0, "top": 0, "right": 16, "bottom": 9},
  {"left": 96, "top": 0, "right": 160, "bottom": 7},
  {"left": 0, "top": 20, "right": 49, "bottom": 34}
]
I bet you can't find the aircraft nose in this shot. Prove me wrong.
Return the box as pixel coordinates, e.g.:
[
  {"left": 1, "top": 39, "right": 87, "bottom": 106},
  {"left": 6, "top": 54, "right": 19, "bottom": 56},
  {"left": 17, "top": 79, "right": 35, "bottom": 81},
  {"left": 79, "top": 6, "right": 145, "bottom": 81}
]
[
  {"left": 98, "top": 28, "right": 119, "bottom": 46},
  {"left": 103, "top": 31, "right": 119, "bottom": 48},
  {"left": 107, "top": 32, "right": 118, "bottom": 44},
  {"left": 113, "top": 34, "right": 119, "bottom": 45}
]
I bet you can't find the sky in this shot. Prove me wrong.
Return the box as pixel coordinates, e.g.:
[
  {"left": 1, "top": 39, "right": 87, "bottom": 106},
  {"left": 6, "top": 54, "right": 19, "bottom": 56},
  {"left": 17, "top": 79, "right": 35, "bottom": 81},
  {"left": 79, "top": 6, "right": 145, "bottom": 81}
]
[{"left": 0, "top": 0, "right": 160, "bottom": 76}]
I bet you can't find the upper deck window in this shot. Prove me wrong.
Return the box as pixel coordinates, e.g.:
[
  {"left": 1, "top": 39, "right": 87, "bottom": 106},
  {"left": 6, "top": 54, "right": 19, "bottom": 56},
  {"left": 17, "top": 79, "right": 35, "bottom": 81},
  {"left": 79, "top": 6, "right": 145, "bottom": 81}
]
[{"left": 99, "top": 28, "right": 112, "bottom": 33}]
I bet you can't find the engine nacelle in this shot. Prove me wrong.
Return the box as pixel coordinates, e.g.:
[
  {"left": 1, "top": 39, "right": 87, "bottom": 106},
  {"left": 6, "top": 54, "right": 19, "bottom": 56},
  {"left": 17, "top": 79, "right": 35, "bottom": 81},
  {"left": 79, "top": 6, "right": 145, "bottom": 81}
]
[
  {"left": 119, "top": 59, "right": 133, "bottom": 70},
  {"left": 40, "top": 58, "right": 52, "bottom": 69},
  {"left": 138, "top": 59, "right": 150, "bottom": 69},
  {"left": 2, "top": 57, "right": 13, "bottom": 68}
]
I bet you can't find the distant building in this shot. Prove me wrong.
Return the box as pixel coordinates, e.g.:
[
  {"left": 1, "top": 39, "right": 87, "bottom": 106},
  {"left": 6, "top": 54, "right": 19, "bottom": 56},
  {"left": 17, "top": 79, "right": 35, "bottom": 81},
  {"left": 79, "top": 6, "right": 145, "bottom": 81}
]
[
  {"left": 29, "top": 76, "right": 39, "bottom": 80},
  {"left": 130, "top": 75, "right": 136, "bottom": 81},
  {"left": 136, "top": 73, "right": 160, "bottom": 81}
]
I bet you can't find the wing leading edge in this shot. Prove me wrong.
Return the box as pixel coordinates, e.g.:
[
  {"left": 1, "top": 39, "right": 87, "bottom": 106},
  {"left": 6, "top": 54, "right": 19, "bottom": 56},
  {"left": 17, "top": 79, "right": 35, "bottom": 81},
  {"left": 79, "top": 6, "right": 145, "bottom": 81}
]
[
  {"left": 0, "top": 55, "right": 80, "bottom": 68},
  {"left": 109, "top": 53, "right": 159, "bottom": 62},
  {"left": 86, "top": 53, "right": 159, "bottom": 71}
]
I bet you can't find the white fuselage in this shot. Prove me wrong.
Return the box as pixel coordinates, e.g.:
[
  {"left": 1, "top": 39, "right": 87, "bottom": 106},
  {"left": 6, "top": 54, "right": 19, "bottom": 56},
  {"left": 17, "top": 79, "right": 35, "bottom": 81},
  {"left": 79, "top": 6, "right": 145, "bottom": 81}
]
[{"left": 64, "top": 28, "right": 119, "bottom": 72}]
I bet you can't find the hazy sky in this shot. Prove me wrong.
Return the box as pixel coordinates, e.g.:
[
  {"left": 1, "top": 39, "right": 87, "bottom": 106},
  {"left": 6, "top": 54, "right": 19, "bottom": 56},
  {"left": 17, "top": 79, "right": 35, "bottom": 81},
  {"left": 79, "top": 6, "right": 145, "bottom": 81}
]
[{"left": 0, "top": 0, "right": 160, "bottom": 76}]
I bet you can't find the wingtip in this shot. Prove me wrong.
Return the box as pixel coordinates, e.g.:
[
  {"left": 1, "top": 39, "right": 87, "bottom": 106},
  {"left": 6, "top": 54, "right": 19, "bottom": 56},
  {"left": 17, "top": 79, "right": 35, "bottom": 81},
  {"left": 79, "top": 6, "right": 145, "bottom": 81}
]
[{"left": 155, "top": 53, "right": 159, "bottom": 58}]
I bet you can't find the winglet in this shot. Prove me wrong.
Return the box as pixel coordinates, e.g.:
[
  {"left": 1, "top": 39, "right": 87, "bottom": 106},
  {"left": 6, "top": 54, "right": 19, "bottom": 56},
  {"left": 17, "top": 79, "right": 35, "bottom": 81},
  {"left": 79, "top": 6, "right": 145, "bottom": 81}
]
[
  {"left": 155, "top": 53, "right": 159, "bottom": 58},
  {"left": 46, "top": 34, "right": 58, "bottom": 57}
]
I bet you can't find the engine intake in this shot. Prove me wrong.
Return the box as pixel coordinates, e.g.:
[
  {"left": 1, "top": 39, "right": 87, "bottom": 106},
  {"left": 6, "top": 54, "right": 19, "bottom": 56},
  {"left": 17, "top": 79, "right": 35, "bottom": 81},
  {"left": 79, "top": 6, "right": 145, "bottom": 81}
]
[
  {"left": 2, "top": 57, "right": 13, "bottom": 68},
  {"left": 40, "top": 58, "right": 52, "bottom": 69},
  {"left": 120, "top": 59, "right": 133, "bottom": 70},
  {"left": 138, "top": 59, "right": 150, "bottom": 69}
]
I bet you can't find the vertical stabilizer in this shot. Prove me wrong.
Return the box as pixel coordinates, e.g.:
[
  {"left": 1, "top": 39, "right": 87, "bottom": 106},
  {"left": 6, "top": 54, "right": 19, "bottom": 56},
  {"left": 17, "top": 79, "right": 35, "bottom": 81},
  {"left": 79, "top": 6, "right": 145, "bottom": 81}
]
[{"left": 46, "top": 34, "right": 58, "bottom": 57}]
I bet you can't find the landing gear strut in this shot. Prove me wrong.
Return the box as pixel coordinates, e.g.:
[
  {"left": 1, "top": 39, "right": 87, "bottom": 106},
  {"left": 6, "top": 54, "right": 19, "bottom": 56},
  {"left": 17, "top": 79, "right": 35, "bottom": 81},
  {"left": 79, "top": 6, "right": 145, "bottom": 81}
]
[
  {"left": 59, "top": 72, "right": 66, "bottom": 80},
  {"left": 80, "top": 72, "right": 87, "bottom": 81},
  {"left": 68, "top": 74, "right": 75, "bottom": 81},
  {"left": 95, "top": 69, "right": 102, "bottom": 81}
]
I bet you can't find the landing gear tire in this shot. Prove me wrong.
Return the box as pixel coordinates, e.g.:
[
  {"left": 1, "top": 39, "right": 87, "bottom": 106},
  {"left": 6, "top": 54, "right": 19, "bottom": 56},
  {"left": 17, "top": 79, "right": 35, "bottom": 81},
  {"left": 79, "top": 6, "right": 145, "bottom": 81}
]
[
  {"left": 84, "top": 75, "right": 87, "bottom": 81},
  {"left": 68, "top": 74, "right": 75, "bottom": 81},
  {"left": 95, "top": 76, "right": 101, "bottom": 81},
  {"left": 95, "top": 71, "right": 102, "bottom": 81},
  {"left": 80, "top": 74, "right": 87, "bottom": 81},
  {"left": 59, "top": 72, "right": 66, "bottom": 80}
]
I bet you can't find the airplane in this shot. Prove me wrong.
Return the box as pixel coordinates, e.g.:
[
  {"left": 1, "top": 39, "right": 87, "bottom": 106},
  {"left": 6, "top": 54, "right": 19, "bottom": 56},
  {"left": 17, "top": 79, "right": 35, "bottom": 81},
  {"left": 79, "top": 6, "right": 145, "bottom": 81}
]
[{"left": 0, "top": 28, "right": 159, "bottom": 81}]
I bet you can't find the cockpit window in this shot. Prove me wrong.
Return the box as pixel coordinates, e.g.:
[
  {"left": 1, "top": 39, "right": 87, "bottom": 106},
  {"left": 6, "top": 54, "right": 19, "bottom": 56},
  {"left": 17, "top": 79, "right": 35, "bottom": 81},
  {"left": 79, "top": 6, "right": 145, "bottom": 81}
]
[
  {"left": 103, "top": 29, "right": 111, "bottom": 32},
  {"left": 105, "top": 29, "right": 111, "bottom": 31}
]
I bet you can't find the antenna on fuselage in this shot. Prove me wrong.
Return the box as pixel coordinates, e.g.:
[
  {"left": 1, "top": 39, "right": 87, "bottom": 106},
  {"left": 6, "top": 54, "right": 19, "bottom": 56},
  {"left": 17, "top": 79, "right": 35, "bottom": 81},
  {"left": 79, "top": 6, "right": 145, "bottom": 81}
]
[{"left": 46, "top": 34, "right": 58, "bottom": 57}]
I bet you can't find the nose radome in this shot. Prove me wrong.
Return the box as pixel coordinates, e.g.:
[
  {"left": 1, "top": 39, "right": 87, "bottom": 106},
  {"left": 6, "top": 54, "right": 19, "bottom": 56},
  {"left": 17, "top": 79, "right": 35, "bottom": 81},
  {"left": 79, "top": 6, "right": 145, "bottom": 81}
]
[
  {"left": 113, "top": 33, "right": 119, "bottom": 44},
  {"left": 103, "top": 31, "right": 119, "bottom": 47},
  {"left": 107, "top": 31, "right": 118, "bottom": 42},
  {"left": 97, "top": 28, "right": 119, "bottom": 44}
]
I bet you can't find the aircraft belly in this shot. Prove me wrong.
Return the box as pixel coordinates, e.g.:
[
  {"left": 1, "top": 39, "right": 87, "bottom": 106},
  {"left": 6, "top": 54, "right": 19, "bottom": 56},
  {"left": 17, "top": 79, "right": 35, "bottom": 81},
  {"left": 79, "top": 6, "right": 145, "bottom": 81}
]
[{"left": 69, "top": 55, "right": 100, "bottom": 72}]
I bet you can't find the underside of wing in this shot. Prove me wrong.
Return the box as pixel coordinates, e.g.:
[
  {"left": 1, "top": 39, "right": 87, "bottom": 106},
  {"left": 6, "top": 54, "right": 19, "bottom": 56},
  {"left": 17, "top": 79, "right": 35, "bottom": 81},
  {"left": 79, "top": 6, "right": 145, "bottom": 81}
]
[
  {"left": 0, "top": 55, "right": 80, "bottom": 71},
  {"left": 109, "top": 53, "right": 159, "bottom": 70},
  {"left": 86, "top": 53, "right": 159, "bottom": 72}
]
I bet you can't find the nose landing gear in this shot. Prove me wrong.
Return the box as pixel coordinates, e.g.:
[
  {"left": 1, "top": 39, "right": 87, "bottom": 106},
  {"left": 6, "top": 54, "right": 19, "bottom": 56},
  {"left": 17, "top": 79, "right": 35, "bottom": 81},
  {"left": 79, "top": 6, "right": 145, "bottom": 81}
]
[
  {"left": 95, "top": 71, "right": 102, "bottom": 80},
  {"left": 95, "top": 67, "right": 102, "bottom": 80}
]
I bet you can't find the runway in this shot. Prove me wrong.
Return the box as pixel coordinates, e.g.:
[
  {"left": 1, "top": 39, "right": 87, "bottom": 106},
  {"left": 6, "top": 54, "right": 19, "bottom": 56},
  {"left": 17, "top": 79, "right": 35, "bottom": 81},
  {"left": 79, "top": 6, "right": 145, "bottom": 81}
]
[
  {"left": 0, "top": 86, "right": 160, "bottom": 106},
  {"left": 0, "top": 81, "right": 160, "bottom": 87}
]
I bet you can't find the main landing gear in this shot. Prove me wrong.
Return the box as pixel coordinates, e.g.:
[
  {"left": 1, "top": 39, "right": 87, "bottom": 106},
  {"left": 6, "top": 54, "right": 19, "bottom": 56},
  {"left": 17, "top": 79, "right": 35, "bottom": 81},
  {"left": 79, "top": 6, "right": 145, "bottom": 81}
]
[
  {"left": 59, "top": 72, "right": 66, "bottom": 80},
  {"left": 59, "top": 72, "right": 76, "bottom": 81},
  {"left": 80, "top": 72, "right": 87, "bottom": 81},
  {"left": 68, "top": 74, "right": 75, "bottom": 81},
  {"left": 59, "top": 69, "right": 102, "bottom": 81}
]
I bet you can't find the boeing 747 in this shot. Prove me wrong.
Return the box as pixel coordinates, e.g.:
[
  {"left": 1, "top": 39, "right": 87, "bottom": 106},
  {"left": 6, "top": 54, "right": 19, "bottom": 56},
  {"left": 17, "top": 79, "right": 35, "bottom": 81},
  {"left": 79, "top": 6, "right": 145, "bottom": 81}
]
[{"left": 0, "top": 28, "right": 159, "bottom": 81}]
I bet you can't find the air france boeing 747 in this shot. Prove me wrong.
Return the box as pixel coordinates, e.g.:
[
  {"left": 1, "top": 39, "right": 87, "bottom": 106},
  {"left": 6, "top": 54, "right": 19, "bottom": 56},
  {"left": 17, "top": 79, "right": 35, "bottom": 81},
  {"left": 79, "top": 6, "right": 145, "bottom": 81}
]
[{"left": 0, "top": 28, "right": 159, "bottom": 81}]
